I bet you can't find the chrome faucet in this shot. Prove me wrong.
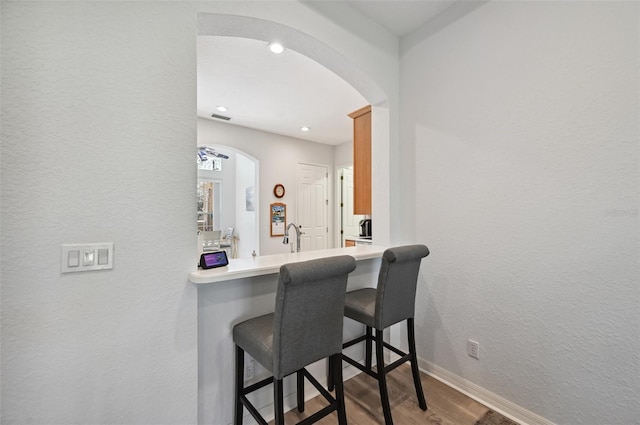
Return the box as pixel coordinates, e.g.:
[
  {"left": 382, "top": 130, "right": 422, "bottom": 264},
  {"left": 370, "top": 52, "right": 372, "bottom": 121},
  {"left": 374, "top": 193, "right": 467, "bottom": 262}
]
[{"left": 283, "top": 223, "right": 303, "bottom": 253}]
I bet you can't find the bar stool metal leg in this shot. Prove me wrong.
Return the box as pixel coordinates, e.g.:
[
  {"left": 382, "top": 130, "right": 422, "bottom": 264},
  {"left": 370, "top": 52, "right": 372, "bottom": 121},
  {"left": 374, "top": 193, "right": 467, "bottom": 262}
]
[
  {"left": 365, "top": 326, "right": 373, "bottom": 369},
  {"left": 327, "top": 357, "right": 334, "bottom": 392},
  {"left": 234, "top": 346, "right": 245, "bottom": 425},
  {"left": 297, "top": 370, "right": 305, "bottom": 412},
  {"left": 331, "top": 354, "right": 348, "bottom": 425},
  {"left": 408, "top": 318, "right": 427, "bottom": 410},
  {"left": 375, "top": 329, "right": 393, "bottom": 425},
  {"left": 274, "top": 378, "right": 285, "bottom": 425}
]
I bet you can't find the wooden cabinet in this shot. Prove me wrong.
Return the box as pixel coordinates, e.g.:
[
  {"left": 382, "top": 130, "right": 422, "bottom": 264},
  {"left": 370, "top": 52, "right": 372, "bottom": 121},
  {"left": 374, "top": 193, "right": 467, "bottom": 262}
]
[{"left": 349, "top": 105, "right": 371, "bottom": 215}]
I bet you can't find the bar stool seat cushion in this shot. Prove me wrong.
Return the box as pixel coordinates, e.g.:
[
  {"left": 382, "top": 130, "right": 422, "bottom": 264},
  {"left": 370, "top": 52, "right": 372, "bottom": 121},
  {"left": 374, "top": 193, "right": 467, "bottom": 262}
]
[
  {"left": 343, "top": 288, "right": 376, "bottom": 328},
  {"left": 233, "top": 313, "right": 275, "bottom": 373}
]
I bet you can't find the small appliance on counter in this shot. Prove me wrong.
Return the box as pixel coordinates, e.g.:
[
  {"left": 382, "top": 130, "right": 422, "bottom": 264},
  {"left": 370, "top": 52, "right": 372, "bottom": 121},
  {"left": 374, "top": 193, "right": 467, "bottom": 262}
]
[{"left": 359, "top": 219, "right": 372, "bottom": 238}]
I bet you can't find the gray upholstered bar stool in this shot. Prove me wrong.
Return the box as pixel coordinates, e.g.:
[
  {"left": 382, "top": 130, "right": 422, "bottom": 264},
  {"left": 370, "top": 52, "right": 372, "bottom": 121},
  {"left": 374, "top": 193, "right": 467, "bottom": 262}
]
[
  {"left": 233, "top": 255, "right": 357, "bottom": 425},
  {"left": 330, "top": 244, "right": 430, "bottom": 425}
]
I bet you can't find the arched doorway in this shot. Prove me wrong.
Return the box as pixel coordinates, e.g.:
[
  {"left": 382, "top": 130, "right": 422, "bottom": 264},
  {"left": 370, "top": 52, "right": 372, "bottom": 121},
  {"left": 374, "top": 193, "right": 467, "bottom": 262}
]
[
  {"left": 196, "top": 144, "right": 259, "bottom": 259},
  {"left": 196, "top": 16, "right": 393, "bottom": 424}
]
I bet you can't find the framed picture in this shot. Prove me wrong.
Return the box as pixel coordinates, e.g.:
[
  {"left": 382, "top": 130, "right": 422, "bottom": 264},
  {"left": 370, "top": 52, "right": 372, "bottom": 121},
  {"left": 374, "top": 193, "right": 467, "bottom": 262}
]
[
  {"left": 246, "top": 186, "right": 255, "bottom": 211},
  {"left": 270, "top": 203, "right": 286, "bottom": 236},
  {"left": 212, "top": 157, "right": 222, "bottom": 171}
]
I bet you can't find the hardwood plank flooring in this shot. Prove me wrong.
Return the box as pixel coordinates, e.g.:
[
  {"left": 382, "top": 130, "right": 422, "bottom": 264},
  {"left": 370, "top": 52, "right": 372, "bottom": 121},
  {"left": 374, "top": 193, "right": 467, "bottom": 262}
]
[{"left": 272, "top": 364, "right": 491, "bottom": 425}]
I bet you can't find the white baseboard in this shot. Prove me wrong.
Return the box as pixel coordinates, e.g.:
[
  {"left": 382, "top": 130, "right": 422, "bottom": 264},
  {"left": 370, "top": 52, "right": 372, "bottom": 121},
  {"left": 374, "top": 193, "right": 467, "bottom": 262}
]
[{"left": 417, "top": 358, "right": 555, "bottom": 425}]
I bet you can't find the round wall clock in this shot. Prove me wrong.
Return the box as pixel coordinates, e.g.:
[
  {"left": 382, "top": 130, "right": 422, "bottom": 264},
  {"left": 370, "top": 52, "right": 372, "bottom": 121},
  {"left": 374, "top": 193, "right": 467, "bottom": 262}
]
[{"left": 273, "top": 184, "right": 285, "bottom": 198}]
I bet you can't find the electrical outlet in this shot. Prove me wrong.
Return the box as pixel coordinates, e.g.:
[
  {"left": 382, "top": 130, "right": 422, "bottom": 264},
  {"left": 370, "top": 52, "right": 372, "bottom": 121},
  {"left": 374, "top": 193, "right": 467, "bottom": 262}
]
[
  {"left": 245, "top": 359, "right": 255, "bottom": 380},
  {"left": 468, "top": 339, "right": 480, "bottom": 359}
]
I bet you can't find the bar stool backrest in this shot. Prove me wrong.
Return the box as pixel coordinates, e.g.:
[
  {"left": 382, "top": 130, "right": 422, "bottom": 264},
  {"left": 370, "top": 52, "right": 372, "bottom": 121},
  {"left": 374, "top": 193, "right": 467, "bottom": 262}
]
[
  {"left": 375, "top": 244, "right": 430, "bottom": 329},
  {"left": 273, "top": 255, "right": 356, "bottom": 379}
]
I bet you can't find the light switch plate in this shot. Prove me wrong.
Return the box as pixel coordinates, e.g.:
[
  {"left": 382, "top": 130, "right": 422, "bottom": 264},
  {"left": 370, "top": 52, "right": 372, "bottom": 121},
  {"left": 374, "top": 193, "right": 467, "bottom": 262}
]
[{"left": 62, "top": 243, "right": 114, "bottom": 273}]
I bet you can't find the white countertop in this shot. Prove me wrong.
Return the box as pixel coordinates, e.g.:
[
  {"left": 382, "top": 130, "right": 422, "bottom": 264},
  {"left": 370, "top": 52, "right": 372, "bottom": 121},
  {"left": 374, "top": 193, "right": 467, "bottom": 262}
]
[
  {"left": 345, "top": 236, "right": 373, "bottom": 243},
  {"left": 189, "top": 245, "right": 386, "bottom": 284}
]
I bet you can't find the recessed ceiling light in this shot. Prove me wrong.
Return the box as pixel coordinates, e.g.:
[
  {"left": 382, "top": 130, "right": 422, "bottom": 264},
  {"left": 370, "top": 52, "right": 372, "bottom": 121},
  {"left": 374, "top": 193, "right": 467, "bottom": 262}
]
[
  {"left": 268, "top": 42, "right": 285, "bottom": 54},
  {"left": 216, "top": 105, "right": 228, "bottom": 112},
  {"left": 301, "top": 126, "right": 310, "bottom": 132}
]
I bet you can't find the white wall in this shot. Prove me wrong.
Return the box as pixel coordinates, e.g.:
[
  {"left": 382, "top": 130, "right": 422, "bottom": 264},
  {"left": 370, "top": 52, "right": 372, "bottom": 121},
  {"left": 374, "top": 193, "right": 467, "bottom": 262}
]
[
  {"left": 0, "top": 3, "right": 199, "bottom": 424},
  {"left": 334, "top": 140, "right": 353, "bottom": 165},
  {"left": 401, "top": 1, "right": 639, "bottom": 423},
  {"left": 0, "top": 2, "right": 399, "bottom": 424}
]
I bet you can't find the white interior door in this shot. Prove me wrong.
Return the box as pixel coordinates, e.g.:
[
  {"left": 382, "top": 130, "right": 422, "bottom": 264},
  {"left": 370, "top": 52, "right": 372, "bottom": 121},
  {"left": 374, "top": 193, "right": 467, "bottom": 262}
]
[
  {"left": 297, "top": 163, "right": 328, "bottom": 251},
  {"left": 341, "top": 167, "right": 364, "bottom": 246}
]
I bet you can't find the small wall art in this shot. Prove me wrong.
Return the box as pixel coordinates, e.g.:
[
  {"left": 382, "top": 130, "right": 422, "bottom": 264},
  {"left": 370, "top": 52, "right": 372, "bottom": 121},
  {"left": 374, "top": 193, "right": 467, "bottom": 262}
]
[{"left": 270, "top": 203, "right": 286, "bottom": 236}]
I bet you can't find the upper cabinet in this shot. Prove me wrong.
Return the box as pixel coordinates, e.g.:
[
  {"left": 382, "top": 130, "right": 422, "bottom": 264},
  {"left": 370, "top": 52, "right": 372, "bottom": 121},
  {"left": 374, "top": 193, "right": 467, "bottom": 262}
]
[{"left": 349, "top": 105, "right": 372, "bottom": 215}]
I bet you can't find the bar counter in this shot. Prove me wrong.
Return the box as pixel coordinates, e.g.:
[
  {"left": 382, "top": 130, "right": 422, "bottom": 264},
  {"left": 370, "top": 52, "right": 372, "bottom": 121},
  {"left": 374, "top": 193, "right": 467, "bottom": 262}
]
[
  {"left": 194, "top": 245, "right": 386, "bottom": 425},
  {"left": 189, "top": 245, "right": 386, "bottom": 284}
]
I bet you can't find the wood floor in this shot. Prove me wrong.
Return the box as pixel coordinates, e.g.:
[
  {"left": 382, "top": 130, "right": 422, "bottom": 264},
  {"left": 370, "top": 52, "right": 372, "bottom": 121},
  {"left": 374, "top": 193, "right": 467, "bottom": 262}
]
[{"left": 272, "top": 364, "right": 492, "bottom": 425}]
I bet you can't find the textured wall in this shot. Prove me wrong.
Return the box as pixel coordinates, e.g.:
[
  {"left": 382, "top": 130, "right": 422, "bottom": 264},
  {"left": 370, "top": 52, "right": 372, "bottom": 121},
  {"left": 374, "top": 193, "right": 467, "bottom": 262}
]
[
  {"left": 401, "top": 1, "right": 639, "bottom": 423},
  {"left": 0, "top": 3, "right": 199, "bottom": 423}
]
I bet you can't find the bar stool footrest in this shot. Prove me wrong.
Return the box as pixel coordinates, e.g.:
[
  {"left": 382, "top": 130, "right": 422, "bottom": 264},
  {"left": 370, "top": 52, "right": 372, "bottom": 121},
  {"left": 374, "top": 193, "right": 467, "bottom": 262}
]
[
  {"left": 384, "top": 353, "right": 412, "bottom": 375},
  {"left": 241, "top": 376, "right": 274, "bottom": 395},
  {"left": 342, "top": 334, "right": 367, "bottom": 349},
  {"left": 341, "top": 353, "right": 379, "bottom": 380},
  {"left": 383, "top": 341, "right": 407, "bottom": 358},
  {"left": 240, "top": 367, "right": 341, "bottom": 425},
  {"left": 239, "top": 394, "right": 269, "bottom": 425}
]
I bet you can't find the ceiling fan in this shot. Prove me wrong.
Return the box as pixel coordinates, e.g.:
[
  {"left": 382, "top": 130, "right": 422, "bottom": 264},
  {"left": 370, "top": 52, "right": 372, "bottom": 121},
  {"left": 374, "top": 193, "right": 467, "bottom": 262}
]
[{"left": 197, "top": 146, "right": 229, "bottom": 162}]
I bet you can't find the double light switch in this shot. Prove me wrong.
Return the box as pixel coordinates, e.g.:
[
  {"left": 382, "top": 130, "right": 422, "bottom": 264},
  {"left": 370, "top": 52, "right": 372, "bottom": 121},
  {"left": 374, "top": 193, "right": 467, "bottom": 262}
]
[{"left": 62, "top": 243, "right": 114, "bottom": 273}]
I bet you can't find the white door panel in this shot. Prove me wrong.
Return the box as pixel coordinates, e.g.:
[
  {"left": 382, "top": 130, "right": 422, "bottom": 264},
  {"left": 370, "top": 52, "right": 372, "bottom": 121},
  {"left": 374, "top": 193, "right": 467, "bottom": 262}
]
[{"left": 298, "top": 163, "right": 328, "bottom": 251}]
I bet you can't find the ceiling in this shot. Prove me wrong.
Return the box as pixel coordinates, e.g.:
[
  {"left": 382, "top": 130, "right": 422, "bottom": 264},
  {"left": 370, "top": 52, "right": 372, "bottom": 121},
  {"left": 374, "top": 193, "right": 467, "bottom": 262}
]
[
  {"left": 197, "top": 1, "right": 458, "bottom": 145},
  {"left": 345, "top": 0, "right": 458, "bottom": 37},
  {"left": 197, "top": 36, "right": 366, "bottom": 146}
]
